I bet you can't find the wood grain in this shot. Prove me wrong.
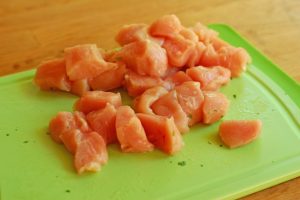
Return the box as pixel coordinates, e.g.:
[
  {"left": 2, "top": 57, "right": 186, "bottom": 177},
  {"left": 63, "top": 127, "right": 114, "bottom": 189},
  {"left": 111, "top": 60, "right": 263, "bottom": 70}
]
[{"left": 0, "top": 0, "right": 299, "bottom": 199}]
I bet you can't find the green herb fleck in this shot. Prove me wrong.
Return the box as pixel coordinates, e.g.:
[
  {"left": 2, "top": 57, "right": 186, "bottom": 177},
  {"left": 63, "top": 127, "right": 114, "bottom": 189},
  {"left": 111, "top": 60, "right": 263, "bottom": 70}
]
[
  {"left": 208, "top": 141, "right": 212, "bottom": 145},
  {"left": 23, "top": 140, "right": 29, "bottom": 144},
  {"left": 15, "top": 128, "right": 18, "bottom": 131},
  {"left": 112, "top": 47, "right": 122, "bottom": 52},
  {"left": 177, "top": 161, "right": 186, "bottom": 166},
  {"left": 169, "top": 160, "right": 173, "bottom": 164},
  {"left": 233, "top": 94, "right": 237, "bottom": 99},
  {"left": 115, "top": 56, "right": 123, "bottom": 61},
  {"left": 65, "top": 189, "right": 71, "bottom": 193},
  {"left": 6, "top": 134, "right": 9, "bottom": 136},
  {"left": 200, "top": 164, "right": 204, "bottom": 167},
  {"left": 219, "top": 144, "right": 223, "bottom": 147}
]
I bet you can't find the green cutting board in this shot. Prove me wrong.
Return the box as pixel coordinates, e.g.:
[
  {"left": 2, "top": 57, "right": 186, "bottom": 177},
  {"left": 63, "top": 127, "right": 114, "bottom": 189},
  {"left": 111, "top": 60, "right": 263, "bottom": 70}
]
[{"left": 0, "top": 25, "right": 300, "bottom": 200}]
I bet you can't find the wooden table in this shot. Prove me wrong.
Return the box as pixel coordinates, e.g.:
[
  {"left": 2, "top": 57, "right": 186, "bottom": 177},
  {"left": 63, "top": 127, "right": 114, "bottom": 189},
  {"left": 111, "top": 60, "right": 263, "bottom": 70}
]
[{"left": 0, "top": 0, "right": 299, "bottom": 199}]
